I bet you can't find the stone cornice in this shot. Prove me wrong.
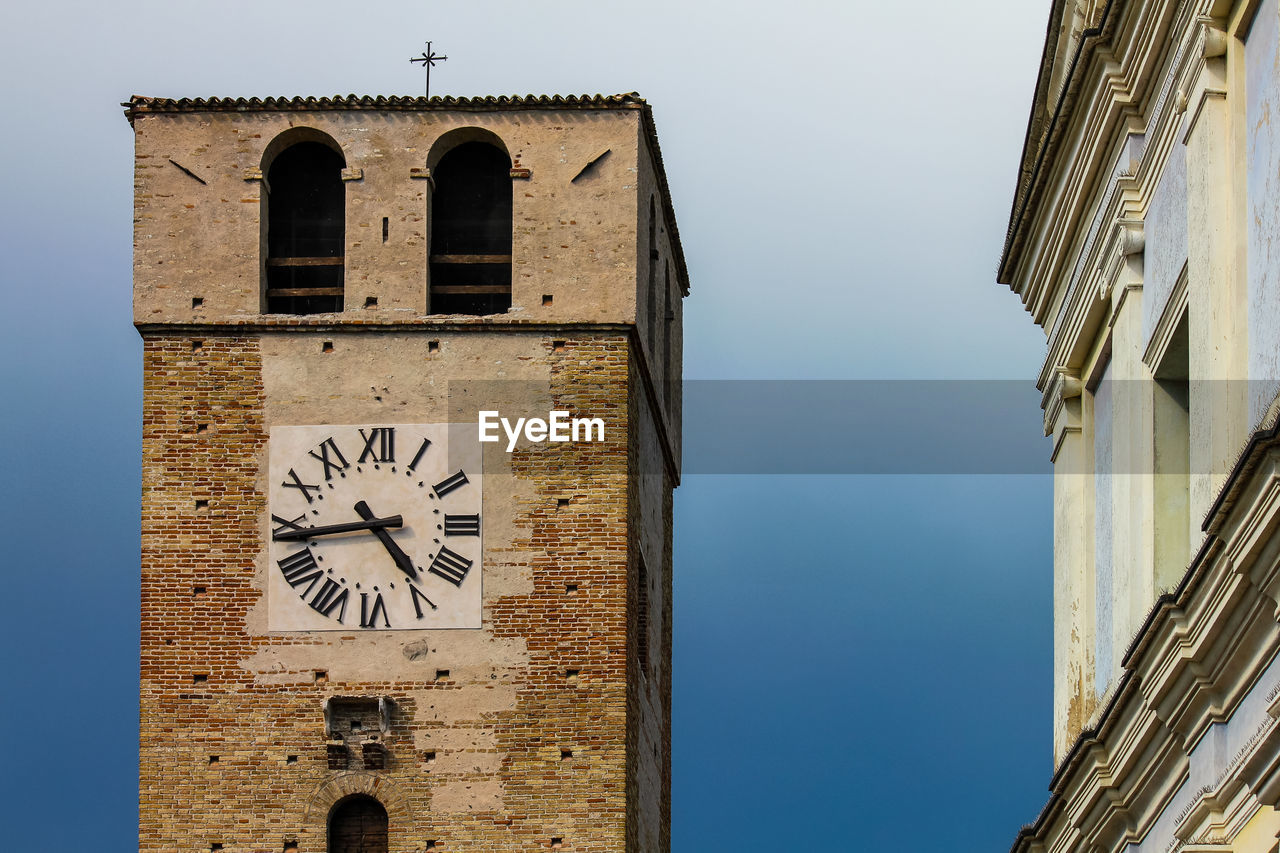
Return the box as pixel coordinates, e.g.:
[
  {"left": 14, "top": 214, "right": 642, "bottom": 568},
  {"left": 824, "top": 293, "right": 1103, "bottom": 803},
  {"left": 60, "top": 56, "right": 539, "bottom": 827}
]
[
  {"left": 1011, "top": 424, "right": 1280, "bottom": 852},
  {"left": 1030, "top": 2, "right": 1205, "bottom": 398}
]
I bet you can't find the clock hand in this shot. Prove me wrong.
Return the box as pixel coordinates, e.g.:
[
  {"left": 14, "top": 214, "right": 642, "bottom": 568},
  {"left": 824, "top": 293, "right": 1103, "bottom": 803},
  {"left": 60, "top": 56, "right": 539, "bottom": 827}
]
[
  {"left": 273, "top": 514, "right": 404, "bottom": 541},
  {"left": 354, "top": 500, "right": 419, "bottom": 579}
]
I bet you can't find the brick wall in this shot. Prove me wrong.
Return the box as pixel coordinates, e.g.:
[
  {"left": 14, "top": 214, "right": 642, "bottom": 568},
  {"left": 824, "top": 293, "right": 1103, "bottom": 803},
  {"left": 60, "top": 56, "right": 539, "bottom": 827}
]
[{"left": 139, "top": 330, "right": 666, "bottom": 852}]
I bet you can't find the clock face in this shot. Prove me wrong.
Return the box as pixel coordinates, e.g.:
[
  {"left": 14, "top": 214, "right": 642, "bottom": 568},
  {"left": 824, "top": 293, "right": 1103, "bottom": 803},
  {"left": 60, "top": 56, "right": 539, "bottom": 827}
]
[{"left": 267, "top": 424, "right": 482, "bottom": 631}]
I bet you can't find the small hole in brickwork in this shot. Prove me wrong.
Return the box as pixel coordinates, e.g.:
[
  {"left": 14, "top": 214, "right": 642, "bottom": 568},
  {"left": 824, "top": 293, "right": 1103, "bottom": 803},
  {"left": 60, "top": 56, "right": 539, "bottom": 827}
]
[
  {"left": 284, "top": 844, "right": 299, "bottom": 853},
  {"left": 556, "top": 497, "right": 570, "bottom": 509},
  {"left": 286, "top": 755, "right": 298, "bottom": 765},
  {"left": 193, "top": 673, "right": 208, "bottom": 684},
  {"left": 195, "top": 499, "right": 209, "bottom": 510},
  {"left": 565, "top": 583, "right": 578, "bottom": 593},
  {"left": 192, "top": 297, "right": 204, "bottom": 308},
  {"left": 552, "top": 340, "right": 566, "bottom": 352},
  {"left": 542, "top": 294, "right": 553, "bottom": 306},
  {"left": 208, "top": 755, "right": 219, "bottom": 765},
  {"left": 196, "top": 423, "right": 209, "bottom": 434},
  {"left": 551, "top": 837, "right": 564, "bottom": 849},
  {"left": 565, "top": 669, "right": 579, "bottom": 681},
  {"left": 210, "top": 845, "right": 223, "bottom": 852},
  {"left": 314, "top": 670, "right": 328, "bottom": 683},
  {"left": 350, "top": 721, "right": 362, "bottom": 731},
  {"left": 382, "top": 217, "right": 389, "bottom": 242},
  {"left": 424, "top": 750, "right": 436, "bottom": 762},
  {"left": 191, "top": 339, "right": 203, "bottom": 351},
  {"left": 193, "top": 586, "right": 206, "bottom": 597},
  {"left": 425, "top": 842, "right": 437, "bottom": 851},
  {"left": 364, "top": 296, "right": 378, "bottom": 308},
  {"left": 435, "top": 669, "right": 450, "bottom": 680},
  {"left": 560, "top": 748, "right": 572, "bottom": 760},
  {"left": 164, "top": 638, "right": 173, "bottom": 645},
  {"left": 322, "top": 341, "right": 334, "bottom": 353},
  {"left": 428, "top": 340, "right": 440, "bottom": 353}
]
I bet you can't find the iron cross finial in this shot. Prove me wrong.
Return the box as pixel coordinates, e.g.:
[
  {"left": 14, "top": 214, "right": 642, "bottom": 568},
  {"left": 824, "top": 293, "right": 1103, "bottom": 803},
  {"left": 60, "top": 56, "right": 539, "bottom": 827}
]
[{"left": 410, "top": 41, "right": 448, "bottom": 98}]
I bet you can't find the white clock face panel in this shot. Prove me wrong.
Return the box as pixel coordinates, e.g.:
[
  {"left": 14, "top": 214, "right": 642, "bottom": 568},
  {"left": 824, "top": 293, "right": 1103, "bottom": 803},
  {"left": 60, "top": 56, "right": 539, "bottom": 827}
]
[{"left": 267, "top": 424, "right": 482, "bottom": 631}]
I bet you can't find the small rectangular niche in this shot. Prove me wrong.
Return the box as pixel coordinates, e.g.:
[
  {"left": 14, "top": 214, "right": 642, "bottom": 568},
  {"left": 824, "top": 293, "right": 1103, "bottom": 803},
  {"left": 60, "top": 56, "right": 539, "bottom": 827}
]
[
  {"left": 364, "top": 296, "right": 378, "bottom": 308},
  {"left": 552, "top": 340, "right": 567, "bottom": 352},
  {"left": 542, "top": 294, "right": 553, "bottom": 306},
  {"left": 192, "top": 673, "right": 208, "bottom": 684},
  {"left": 565, "top": 669, "right": 580, "bottom": 682},
  {"left": 285, "top": 754, "right": 298, "bottom": 765},
  {"left": 435, "top": 669, "right": 450, "bottom": 681},
  {"left": 191, "top": 297, "right": 204, "bottom": 309},
  {"left": 193, "top": 586, "right": 207, "bottom": 597},
  {"left": 560, "top": 748, "right": 573, "bottom": 760},
  {"left": 194, "top": 499, "right": 209, "bottom": 511},
  {"left": 284, "top": 844, "right": 299, "bottom": 853},
  {"left": 382, "top": 217, "right": 389, "bottom": 243},
  {"left": 428, "top": 340, "right": 440, "bottom": 353},
  {"left": 314, "top": 670, "right": 328, "bottom": 684},
  {"left": 550, "top": 838, "right": 564, "bottom": 850},
  {"left": 191, "top": 339, "right": 204, "bottom": 352},
  {"left": 207, "top": 755, "right": 219, "bottom": 765},
  {"left": 565, "top": 583, "right": 578, "bottom": 594},
  {"left": 196, "top": 423, "right": 209, "bottom": 434},
  {"left": 425, "top": 842, "right": 438, "bottom": 852},
  {"left": 556, "top": 497, "right": 571, "bottom": 509},
  {"left": 210, "top": 845, "right": 223, "bottom": 852},
  {"left": 423, "top": 750, "right": 437, "bottom": 763},
  {"left": 322, "top": 341, "right": 334, "bottom": 353}
]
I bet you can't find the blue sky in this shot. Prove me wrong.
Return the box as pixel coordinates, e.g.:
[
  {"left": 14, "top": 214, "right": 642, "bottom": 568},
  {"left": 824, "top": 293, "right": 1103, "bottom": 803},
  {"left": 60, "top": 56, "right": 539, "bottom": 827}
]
[{"left": 0, "top": 1, "right": 1054, "bottom": 849}]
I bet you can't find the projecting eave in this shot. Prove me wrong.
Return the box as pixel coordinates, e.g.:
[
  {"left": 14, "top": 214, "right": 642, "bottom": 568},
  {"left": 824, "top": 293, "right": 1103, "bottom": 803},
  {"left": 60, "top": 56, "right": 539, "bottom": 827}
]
[
  {"left": 997, "top": 1, "right": 1120, "bottom": 301},
  {"left": 123, "top": 92, "right": 691, "bottom": 298}
]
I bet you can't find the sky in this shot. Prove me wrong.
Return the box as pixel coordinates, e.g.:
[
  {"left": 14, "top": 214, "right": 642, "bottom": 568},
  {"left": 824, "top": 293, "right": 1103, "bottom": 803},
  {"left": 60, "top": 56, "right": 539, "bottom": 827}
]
[{"left": 0, "top": 1, "right": 1054, "bottom": 850}]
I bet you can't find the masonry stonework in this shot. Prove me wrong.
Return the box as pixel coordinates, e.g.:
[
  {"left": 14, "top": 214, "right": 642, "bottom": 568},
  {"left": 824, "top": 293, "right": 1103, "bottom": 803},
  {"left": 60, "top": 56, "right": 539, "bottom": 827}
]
[{"left": 130, "top": 94, "right": 686, "bottom": 853}]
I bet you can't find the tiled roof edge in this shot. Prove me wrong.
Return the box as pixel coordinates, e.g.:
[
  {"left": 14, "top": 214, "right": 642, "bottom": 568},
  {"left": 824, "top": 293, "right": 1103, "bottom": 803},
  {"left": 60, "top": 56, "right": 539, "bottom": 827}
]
[{"left": 123, "top": 93, "right": 646, "bottom": 123}]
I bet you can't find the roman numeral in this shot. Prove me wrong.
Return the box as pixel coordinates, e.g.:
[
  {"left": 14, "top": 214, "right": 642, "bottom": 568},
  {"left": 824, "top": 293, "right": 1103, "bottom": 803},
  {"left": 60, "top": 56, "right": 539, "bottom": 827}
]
[
  {"left": 359, "top": 427, "right": 395, "bottom": 463},
  {"left": 360, "top": 592, "right": 390, "bottom": 628},
  {"left": 310, "top": 579, "right": 349, "bottom": 622},
  {"left": 443, "top": 514, "right": 480, "bottom": 536},
  {"left": 407, "top": 438, "right": 431, "bottom": 471},
  {"left": 271, "top": 513, "right": 308, "bottom": 536},
  {"left": 432, "top": 470, "right": 469, "bottom": 498},
  {"left": 409, "top": 583, "right": 437, "bottom": 618},
  {"left": 278, "top": 548, "right": 323, "bottom": 596},
  {"left": 308, "top": 437, "right": 350, "bottom": 480},
  {"left": 282, "top": 469, "right": 322, "bottom": 503},
  {"left": 428, "top": 547, "right": 473, "bottom": 587}
]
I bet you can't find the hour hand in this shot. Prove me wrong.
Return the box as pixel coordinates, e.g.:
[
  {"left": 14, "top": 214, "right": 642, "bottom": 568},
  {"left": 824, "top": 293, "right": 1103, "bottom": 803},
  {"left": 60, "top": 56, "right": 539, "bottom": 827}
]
[
  {"left": 354, "top": 500, "right": 418, "bottom": 579},
  {"left": 272, "top": 513, "right": 403, "bottom": 541}
]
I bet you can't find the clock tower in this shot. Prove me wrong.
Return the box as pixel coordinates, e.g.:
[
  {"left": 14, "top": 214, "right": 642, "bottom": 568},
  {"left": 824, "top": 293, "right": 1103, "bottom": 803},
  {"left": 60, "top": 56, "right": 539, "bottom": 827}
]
[{"left": 126, "top": 93, "right": 686, "bottom": 853}]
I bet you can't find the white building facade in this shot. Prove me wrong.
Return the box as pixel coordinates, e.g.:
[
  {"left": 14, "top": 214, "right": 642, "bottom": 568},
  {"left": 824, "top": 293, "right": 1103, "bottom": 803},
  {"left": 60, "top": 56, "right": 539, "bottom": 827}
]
[{"left": 1000, "top": 1, "right": 1280, "bottom": 849}]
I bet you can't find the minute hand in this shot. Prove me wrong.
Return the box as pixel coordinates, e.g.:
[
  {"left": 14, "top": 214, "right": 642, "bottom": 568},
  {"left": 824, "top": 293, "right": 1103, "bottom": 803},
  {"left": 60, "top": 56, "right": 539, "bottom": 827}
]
[
  {"left": 273, "top": 514, "right": 403, "bottom": 541},
  {"left": 354, "top": 500, "right": 419, "bottom": 579}
]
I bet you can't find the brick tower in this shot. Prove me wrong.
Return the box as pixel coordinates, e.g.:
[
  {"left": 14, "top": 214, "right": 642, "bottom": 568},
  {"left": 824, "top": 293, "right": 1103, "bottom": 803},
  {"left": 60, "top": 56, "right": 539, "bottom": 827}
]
[{"left": 126, "top": 93, "right": 686, "bottom": 853}]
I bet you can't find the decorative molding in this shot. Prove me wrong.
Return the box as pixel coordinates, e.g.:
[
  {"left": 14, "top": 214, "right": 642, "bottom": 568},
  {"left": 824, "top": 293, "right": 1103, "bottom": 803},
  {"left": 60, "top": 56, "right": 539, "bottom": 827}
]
[
  {"left": 1198, "top": 15, "right": 1229, "bottom": 59},
  {"left": 1183, "top": 87, "right": 1229, "bottom": 146},
  {"left": 1143, "top": 264, "right": 1189, "bottom": 370},
  {"left": 302, "top": 771, "right": 409, "bottom": 824},
  {"left": 1098, "top": 219, "right": 1145, "bottom": 303}
]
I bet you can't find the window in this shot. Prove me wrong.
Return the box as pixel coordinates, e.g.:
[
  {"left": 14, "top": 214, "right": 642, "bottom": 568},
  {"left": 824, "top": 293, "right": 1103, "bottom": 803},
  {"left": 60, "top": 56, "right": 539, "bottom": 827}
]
[
  {"left": 429, "top": 141, "right": 512, "bottom": 315},
  {"left": 1152, "top": 311, "right": 1190, "bottom": 590},
  {"left": 328, "top": 795, "right": 387, "bottom": 853},
  {"left": 265, "top": 140, "right": 345, "bottom": 314}
]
